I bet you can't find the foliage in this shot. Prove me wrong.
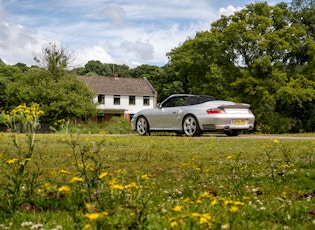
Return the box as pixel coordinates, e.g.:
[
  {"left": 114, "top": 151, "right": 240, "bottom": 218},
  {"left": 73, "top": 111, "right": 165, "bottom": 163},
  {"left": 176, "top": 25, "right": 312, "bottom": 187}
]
[
  {"left": 4, "top": 68, "right": 97, "bottom": 123},
  {"left": 74, "top": 60, "right": 131, "bottom": 78},
  {"left": 290, "top": 0, "right": 315, "bottom": 39},
  {"left": 54, "top": 117, "right": 133, "bottom": 134},
  {"left": 34, "top": 43, "right": 73, "bottom": 80},
  {"left": 0, "top": 134, "right": 314, "bottom": 229}
]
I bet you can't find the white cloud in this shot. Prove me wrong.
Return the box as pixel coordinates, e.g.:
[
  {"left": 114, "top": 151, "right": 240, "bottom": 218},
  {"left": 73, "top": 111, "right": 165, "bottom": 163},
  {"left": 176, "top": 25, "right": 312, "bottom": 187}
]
[
  {"left": 219, "top": 5, "right": 243, "bottom": 16},
  {"left": 0, "top": 22, "right": 45, "bottom": 65},
  {"left": 73, "top": 46, "right": 113, "bottom": 68},
  {"left": 100, "top": 6, "right": 126, "bottom": 28},
  {"left": 120, "top": 40, "right": 153, "bottom": 60}
]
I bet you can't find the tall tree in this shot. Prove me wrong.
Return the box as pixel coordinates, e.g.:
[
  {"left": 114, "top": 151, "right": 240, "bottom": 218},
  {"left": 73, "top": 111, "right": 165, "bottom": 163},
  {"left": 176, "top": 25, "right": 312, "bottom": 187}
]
[
  {"left": 34, "top": 43, "right": 73, "bottom": 80},
  {"left": 4, "top": 43, "right": 97, "bottom": 123}
]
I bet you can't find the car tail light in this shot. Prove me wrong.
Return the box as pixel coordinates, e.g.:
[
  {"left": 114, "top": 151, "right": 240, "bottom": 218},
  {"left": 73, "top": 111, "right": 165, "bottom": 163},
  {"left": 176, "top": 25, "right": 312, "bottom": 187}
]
[{"left": 206, "top": 108, "right": 226, "bottom": 114}]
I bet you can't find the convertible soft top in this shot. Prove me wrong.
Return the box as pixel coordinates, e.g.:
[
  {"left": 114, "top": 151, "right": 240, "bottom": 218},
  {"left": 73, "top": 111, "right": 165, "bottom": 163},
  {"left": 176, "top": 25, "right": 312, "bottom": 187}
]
[{"left": 185, "top": 95, "right": 215, "bottom": 105}]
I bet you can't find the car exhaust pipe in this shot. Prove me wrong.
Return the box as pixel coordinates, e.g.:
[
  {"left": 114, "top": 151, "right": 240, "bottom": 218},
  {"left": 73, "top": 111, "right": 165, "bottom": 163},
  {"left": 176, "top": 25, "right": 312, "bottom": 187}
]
[{"left": 223, "top": 126, "right": 230, "bottom": 131}]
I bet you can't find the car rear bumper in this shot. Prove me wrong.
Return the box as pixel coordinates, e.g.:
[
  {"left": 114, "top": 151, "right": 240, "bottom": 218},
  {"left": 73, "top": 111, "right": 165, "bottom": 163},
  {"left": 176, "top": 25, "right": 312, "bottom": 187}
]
[{"left": 197, "top": 114, "right": 255, "bottom": 131}]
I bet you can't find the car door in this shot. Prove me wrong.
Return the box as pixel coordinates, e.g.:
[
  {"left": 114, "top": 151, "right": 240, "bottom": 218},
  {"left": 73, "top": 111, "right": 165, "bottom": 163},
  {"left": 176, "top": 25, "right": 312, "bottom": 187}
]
[{"left": 149, "top": 96, "right": 187, "bottom": 129}]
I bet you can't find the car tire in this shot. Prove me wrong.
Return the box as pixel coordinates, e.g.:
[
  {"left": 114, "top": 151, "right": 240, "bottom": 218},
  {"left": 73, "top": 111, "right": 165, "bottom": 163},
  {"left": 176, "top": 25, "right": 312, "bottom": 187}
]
[
  {"left": 224, "top": 130, "right": 241, "bottom": 136},
  {"left": 136, "top": 116, "right": 149, "bottom": 135},
  {"left": 182, "top": 115, "right": 201, "bottom": 137}
]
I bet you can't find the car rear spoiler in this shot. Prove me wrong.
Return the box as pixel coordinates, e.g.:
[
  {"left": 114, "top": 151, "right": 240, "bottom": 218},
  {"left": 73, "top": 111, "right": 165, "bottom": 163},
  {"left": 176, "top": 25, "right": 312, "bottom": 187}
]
[{"left": 218, "top": 103, "right": 250, "bottom": 109}]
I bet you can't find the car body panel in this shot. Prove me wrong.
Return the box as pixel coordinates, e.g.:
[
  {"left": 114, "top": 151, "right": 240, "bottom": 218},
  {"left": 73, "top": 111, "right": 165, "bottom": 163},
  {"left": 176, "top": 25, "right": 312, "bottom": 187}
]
[{"left": 131, "top": 94, "right": 255, "bottom": 136}]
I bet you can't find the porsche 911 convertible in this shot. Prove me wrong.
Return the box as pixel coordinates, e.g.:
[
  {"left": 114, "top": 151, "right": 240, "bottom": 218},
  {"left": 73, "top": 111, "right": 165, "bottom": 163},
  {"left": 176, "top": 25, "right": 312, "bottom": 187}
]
[{"left": 131, "top": 94, "right": 255, "bottom": 136}]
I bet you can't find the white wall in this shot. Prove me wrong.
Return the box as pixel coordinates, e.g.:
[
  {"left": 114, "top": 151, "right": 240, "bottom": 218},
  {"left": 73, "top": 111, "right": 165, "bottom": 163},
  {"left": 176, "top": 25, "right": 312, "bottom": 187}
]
[{"left": 94, "top": 94, "right": 156, "bottom": 114}]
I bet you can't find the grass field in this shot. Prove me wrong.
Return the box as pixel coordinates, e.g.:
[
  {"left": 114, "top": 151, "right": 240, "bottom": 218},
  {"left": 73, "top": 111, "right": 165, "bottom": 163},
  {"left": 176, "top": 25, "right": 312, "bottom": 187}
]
[{"left": 0, "top": 133, "right": 314, "bottom": 229}]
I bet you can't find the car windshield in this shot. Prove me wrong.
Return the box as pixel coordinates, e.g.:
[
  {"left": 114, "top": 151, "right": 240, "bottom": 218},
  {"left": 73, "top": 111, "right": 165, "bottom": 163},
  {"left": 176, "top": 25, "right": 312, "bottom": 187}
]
[
  {"left": 163, "top": 96, "right": 188, "bottom": 107},
  {"left": 162, "top": 95, "right": 215, "bottom": 108}
]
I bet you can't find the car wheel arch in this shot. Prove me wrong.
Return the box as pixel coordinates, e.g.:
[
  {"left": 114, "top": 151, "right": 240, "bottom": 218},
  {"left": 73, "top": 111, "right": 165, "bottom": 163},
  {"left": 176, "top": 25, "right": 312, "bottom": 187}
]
[
  {"left": 182, "top": 114, "right": 202, "bottom": 136},
  {"left": 136, "top": 115, "right": 150, "bottom": 135}
]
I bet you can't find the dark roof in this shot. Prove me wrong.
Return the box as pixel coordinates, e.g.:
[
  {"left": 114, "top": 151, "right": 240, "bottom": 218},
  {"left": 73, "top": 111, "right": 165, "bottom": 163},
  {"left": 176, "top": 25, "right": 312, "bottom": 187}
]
[{"left": 77, "top": 76, "right": 156, "bottom": 96}]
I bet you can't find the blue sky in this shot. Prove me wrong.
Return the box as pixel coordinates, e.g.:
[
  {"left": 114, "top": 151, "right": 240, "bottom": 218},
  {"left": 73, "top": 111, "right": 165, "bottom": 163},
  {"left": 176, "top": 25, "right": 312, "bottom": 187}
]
[{"left": 0, "top": 0, "right": 290, "bottom": 68}]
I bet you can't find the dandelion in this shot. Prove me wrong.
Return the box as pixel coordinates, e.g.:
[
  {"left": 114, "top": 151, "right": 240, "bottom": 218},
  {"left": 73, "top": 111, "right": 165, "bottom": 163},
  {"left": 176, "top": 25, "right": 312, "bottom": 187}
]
[
  {"left": 82, "top": 224, "right": 91, "bottom": 230},
  {"left": 110, "top": 184, "right": 124, "bottom": 190},
  {"left": 199, "top": 217, "right": 209, "bottom": 225},
  {"left": 273, "top": 139, "right": 279, "bottom": 143},
  {"left": 58, "top": 185, "right": 71, "bottom": 193},
  {"left": 141, "top": 174, "right": 150, "bottom": 180},
  {"left": 6, "top": 158, "right": 19, "bottom": 164},
  {"left": 172, "top": 205, "right": 183, "bottom": 212},
  {"left": 229, "top": 206, "right": 239, "bottom": 212},
  {"left": 227, "top": 155, "right": 234, "bottom": 159},
  {"left": 211, "top": 199, "right": 218, "bottom": 206},
  {"left": 70, "top": 176, "right": 83, "bottom": 183},
  {"left": 58, "top": 169, "right": 70, "bottom": 175},
  {"left": 85, "top": 213, "right": 101, "bottom": 220},
  {"left": 125, "top": 182, "right": 137, "bottom": 189},
  {"left": 194, "top": 167, "right": 201, "bottom": 171},
  {"left": 99, "top": 171, "right": 109, "bottom": 179},
  {"left": 234, "top": 201, "right": 245, "bottom": 206},
  {"left": 171, "top": 221, "right": 179, "bottom": 227}
]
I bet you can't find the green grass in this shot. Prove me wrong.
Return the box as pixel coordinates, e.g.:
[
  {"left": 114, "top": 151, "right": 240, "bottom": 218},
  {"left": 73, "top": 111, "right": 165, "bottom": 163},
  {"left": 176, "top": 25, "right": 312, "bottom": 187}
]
[{"left": 0, "top": 133, "right": 314, "bottom": 229}]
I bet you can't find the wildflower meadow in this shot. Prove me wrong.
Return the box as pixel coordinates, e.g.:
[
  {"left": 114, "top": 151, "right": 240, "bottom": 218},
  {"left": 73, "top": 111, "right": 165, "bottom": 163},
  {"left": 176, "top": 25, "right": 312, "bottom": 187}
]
[{"left": 0, "top": 105, "right": 314, "bottom": 229}]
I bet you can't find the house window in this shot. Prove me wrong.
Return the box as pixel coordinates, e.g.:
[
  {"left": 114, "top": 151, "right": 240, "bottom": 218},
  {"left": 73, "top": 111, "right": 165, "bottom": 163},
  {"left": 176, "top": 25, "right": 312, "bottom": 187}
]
[
  {"left": 129, "top": 96, "right": 135, "bottom": 105},
  {"left": 114, "top": 95, "right": 120, "bottom": 105},
  {"left": 98, "top": 95, "right": 105, "bottom": 104},
  {"left": 143, "top": 96, "right": 150, "bottom": 106}
]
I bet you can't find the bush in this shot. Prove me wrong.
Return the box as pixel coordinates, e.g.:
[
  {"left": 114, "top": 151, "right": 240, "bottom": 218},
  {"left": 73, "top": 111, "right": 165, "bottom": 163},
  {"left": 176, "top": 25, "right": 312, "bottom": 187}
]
[{"left": 57, "top": 117, "right": 134, "bottom": 134}]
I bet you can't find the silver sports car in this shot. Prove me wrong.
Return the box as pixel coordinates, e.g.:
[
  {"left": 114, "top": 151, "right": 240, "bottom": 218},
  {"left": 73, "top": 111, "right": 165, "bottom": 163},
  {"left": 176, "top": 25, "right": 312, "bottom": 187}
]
[{"left": 131, "top": 94, "right": 255, "bottom": 136}]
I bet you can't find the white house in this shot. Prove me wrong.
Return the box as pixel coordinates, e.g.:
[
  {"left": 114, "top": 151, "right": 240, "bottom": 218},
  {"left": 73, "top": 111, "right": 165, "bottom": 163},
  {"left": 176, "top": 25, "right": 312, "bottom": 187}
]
[{"left": 78, "top": 75, "right": 157, "bottom": 123}]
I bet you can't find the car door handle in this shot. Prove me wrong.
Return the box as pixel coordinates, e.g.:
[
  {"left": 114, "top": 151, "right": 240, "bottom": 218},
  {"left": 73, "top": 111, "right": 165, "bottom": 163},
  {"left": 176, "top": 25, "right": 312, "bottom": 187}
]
[{"left": 173, "top": 112, "right": 177, "bottom": 114}]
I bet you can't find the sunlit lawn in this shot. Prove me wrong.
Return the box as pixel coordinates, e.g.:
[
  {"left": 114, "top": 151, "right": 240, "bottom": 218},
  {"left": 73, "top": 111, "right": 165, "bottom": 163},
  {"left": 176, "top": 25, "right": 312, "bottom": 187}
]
[{"left": 0, "top": 133, "right": 314, "bottom": 229}]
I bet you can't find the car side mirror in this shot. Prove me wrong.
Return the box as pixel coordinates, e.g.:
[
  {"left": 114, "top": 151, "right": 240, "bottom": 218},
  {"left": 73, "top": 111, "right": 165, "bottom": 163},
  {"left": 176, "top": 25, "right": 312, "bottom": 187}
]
[{"left": 158, "top": 103, "right": 162, "bottom": 109}]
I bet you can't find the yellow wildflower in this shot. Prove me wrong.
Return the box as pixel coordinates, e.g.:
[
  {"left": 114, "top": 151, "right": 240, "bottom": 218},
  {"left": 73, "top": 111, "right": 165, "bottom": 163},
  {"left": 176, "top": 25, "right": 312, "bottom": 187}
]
[
  {"left": 199, "top": 217, "right": 208, "bottom": 225},
  {"left": 82, "top": 224, "right": 91, "bottom": 230},
  {"left": 172, "top": 205, "right": 183, "bottom": 212},
  {"left": 229, "top": 206, "right": 239, "bottom": 212},
  {"left": 58, "top": 169, "right": 70, "bottom": 175},
  {"left": 190, "top": 212, "right": 200, "bottom": 218},
  {"left": 125, "top": 182, "right": 137, "bottom": 189},
  {"left": 6, "top": 158, "right": 19, "bottom": 164},
  {"left": 227, "top": 155, "right": 234, "bottom": 159},
  {"left": 70, "top": 177, "right": 83, "bottom": 183},
  {"left": 170, "top": 221, "right": 179, "bottom": 227},
  {"left": 273, "top": 139, "right": 279, "bottom": 143},
  {"left": 110, "top": 184, "right": 124, "bottom": 190},
  {"left": 85, "top": 213, "right": 101, "bottom": 220},
  {"left": 99, "top": 172, "right": 109, "bottom": 179},
  {"left": 234, "top": 201, "right": 245, "bottom": 206},
  {"left": 141, "top": 174, "right": 150, "bottom": 180},
  {"left": 58, "top": 185, "right": 71, "bottom": 193},
  {"left": 211, "top": 199, "right": 218, "bottom": 206}
]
